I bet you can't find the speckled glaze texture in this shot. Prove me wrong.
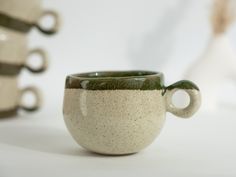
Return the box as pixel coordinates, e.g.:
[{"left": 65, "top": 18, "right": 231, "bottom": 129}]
[
  {"left": 64, "top": 89, "right": 166, "bottom": 155},
  {"left": 63, "top": 71, "right": 201, "bottom": 155}
]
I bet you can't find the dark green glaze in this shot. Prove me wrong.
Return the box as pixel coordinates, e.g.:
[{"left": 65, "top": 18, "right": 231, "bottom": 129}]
[
  {"left": 166, "top": 80, "right": 199, "bottom": 91},
  {"left": 0, "top": 108, "right": 17, "bottom": 118},
  {"left": 0, "top": 62, "right": 47, "bottom": 75},
  {"left": 162, "top": 80, "right": 200, "bottom": 96},
  {"left": 66, "top": 71, "right": 200, "bottom": 92},
  {"left": 66, "top": 71, "right": 164, "bottom": 90},
  {"left": 0, "top": 63, "right": 22, "bottom": 76},
  {"left": 0, "top": 12, "right": 31, "bottom": 33}
]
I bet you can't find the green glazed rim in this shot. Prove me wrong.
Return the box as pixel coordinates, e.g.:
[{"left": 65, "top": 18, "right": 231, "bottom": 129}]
[{"left": 65, "top": 70, "right": 164, "bottom": 90}]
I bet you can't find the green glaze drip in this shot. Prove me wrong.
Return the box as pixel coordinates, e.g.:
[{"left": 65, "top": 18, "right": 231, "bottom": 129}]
[
  {"left": 162, "top": 80, "right": 200, "bottom": 96},
  {"left": 166, "top": 80, "right": 200, "bottom": 91}
]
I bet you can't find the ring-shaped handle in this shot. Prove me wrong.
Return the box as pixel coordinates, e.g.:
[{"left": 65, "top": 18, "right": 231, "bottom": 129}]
[
  {"left": 19, "top": 86, "right": 42, "bottom": 112},
  {"left": 36, "top": 10, "right": 61, "bottom": 35},
  {"left": 25, "top": 48, "right": 48, "bottom": 73},
  {"left": 165, "top": 80, "right": 201, "bottom": 118}
]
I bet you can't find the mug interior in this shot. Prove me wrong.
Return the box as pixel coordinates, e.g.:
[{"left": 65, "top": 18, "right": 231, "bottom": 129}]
[
  {"left": 73, "top": 70, "right": 160, "bottom": 79},
  {"left": 66, "top": 71, "right": 164, "bottom": 90}
]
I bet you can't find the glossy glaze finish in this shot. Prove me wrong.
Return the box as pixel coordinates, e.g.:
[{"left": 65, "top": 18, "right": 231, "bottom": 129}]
[{"left": 66, "top": 71, "right": 164, "bottom": 90}]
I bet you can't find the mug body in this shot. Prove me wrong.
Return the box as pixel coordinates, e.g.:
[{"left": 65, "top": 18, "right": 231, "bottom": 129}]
[
  {"left": 0, "top": 0, "right": 41, "bottom": 23},
  {"left": 0, "top": 76, "right": 19, "bottom": 117},
  {"left": 0, "top": 26, "right": 27, "bottom": 65},
  {"left": 0, "top": 75, "right": 42, "bottom": 118},
  {"left": 0, "top": 26, "right": 48, "bottom": 75},
  {"left": 63, "top": 71, "right": 166, "bottom": 155}
]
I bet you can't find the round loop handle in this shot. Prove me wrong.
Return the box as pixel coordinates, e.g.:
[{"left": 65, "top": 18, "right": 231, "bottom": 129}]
[
  {"left": 36, "top": 10, "right": 61, "bottom": 35},
  {"left": 165, "top": 80, "right": 201, "bottom": 118},
  {"left": 19, "top": 86, "right": 42, "bottom": 112},
  {"left": 26, "top": 48, "right": 48, "bottom": 73}
]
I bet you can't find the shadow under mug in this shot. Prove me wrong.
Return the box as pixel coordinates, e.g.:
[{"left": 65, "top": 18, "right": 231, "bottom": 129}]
[
  {"left": 0, "top": 0, "right": 60, "bottom": 35},
  {"left": 63, "top": 71, "right": 201, "bottom": 155},
  {"left": 0, "top": 76, "right": 42, "bottom": 118}
]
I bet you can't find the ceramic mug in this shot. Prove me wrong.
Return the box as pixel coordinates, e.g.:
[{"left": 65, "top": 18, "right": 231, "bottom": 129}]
[
  {"left": 0, "top": 0, "right": 60, "bottom": 35},
  {"left": 63, "top": 71, "right": 201, "bottom": 155},
  {"left": 0, "top": 26, "right": 48, "bottom": 75},
  {"left": 0, "top": 76, "right": 42, "bottom": 118}
]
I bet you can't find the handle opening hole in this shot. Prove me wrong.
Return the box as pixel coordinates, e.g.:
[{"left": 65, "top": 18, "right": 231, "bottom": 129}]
[
  {"left": 27, "top": 52, "right": 44, "bottom": 70},
  {"left": 21, "top": 90, "right": 37, "bottom": 109},
  {"left": 171, "top": 90, "right": 190, "bottom": 109},
  {"left": 38, "top": 14, "right": 56, "bottom": 31}
]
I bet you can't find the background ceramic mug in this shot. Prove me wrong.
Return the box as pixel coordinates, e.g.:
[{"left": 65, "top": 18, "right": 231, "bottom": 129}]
[
  {"left": 0, "top": 0, "right": 60, "bottom": 35},
  {"left": 0, "top": 26, "right": 48, "bottom": 75},
  {"left": 63, "top": 71, "right": 201, "bottom": 155},
  {"left": 0, "top": 76, "right": 42, "bottom": 118}
]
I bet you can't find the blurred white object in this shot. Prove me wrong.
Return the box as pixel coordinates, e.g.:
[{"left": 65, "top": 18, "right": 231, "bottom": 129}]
[
  {"left": 185, "top": 0, "right": 236, "bottom": 111},
  {"left": 185, "top": 34, "right": 236, "bottom": 110}
]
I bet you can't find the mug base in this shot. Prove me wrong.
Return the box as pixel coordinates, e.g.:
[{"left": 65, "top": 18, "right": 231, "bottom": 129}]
[
  {"left": 86, "top": 149, "right": 139, "bottom": 156},
  {"left": 80, "top": 146, "right": 140, "bottom": 156}
]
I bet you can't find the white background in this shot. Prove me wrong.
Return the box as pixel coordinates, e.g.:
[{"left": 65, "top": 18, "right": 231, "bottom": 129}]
[{"left": 1, "top": 0, "right": 236, "bottom": 176}]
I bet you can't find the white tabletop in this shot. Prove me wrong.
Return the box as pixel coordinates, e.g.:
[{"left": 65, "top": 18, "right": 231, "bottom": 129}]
[{"left": 1, "top": 106, "right": 236, "bottom": 177}]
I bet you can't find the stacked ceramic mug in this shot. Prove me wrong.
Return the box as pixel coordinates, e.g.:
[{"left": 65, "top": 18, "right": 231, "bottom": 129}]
[{"left": 0, "top": 0, "right": 60, "bottom": 118}]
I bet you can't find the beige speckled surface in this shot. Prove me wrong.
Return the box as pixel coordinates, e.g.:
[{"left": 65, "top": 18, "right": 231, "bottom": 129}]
[
  {"left": 166, "top": 88, "right": 201, "bottom": 118},
  {"left": 0, "top": 76, "right": 18, "bottom": 110},
  {"left": 0, "top": 26, "right": 27, "bottom": 65},
  {"left": 63, "top": 89, "right": 166, "bottom": 155},
  {"left": 0, "top": 26, "right": 48, "bottom": 73},
  {"left": 0, "top": 76, "right": 42, "bottom": 115},
  {"left": 0, "top": 0, "right": 41, "bottom": 23}
]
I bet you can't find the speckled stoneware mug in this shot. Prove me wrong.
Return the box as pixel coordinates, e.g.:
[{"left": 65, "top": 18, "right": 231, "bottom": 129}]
[
  {"left": 0, "top": 0, "right": 60, "bottom": 35},
  {"left": 0, "top": 26, "right": 48, "bottom": 75},
  {"left": 63, "top": 71, "right": 201, "bottom": 155},
  {"left": 0, "top": 76, "right": 42, "bottom": 118}
]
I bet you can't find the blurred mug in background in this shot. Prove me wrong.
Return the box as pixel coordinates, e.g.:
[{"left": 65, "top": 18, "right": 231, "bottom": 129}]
[
  {"left": 0, "top": 75, "right": 41, "bottom": 118},
  {"left": 0, "top": 0, "right": 60, "bottom": 35}
]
